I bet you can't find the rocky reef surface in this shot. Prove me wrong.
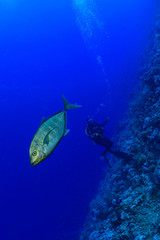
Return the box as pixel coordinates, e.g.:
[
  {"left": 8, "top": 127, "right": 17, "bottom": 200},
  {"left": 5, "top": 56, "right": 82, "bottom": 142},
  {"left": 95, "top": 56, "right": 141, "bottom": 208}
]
[{"left": 80, "top": 13, "right": 160, "bottom": 240}]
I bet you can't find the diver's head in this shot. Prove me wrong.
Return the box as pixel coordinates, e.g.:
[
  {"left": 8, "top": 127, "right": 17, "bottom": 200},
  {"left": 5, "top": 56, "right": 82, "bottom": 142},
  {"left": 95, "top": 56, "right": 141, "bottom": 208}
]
[
  {"left": 87, "top": 118, "right": 96, "bottom": 127},
  {"left": 29, "top": 147, "right": 45, "bottom": 167},
  {"left": 87, "top": 118, "right": 93, "bottom": 124}
]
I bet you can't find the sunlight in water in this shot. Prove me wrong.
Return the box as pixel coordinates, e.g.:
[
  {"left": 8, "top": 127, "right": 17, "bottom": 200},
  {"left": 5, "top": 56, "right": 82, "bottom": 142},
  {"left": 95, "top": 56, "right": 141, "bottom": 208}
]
[
  {"left": 73, "top": 0, "right": 108, "bottom": 77},
  {"left": 0, "top": 0, "right": 17, "bottom": 7},
  {"left": 73, "top": 0, "right": 110, "bottom": 108},
  {"left": 73, "top": 0, "right": 104, "bottom": 47}
]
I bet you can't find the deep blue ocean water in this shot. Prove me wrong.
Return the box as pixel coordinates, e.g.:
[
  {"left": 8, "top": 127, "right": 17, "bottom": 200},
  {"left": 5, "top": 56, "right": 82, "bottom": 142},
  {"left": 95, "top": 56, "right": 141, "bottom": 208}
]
[{"left": 0, "top": 0, "right": 157, "bottom": 239}]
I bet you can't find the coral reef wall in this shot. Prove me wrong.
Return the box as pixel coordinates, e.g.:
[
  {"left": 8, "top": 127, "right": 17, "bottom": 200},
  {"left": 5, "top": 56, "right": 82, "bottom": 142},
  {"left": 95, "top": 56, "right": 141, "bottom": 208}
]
[{"left": 80, "top": 12, "right": 160, "bottom": 240}]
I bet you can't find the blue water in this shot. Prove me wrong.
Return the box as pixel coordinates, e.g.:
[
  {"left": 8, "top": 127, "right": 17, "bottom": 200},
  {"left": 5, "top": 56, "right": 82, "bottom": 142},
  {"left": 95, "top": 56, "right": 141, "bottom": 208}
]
[{"left": 0, "top": 0, "right": 157, "bottom": 239}]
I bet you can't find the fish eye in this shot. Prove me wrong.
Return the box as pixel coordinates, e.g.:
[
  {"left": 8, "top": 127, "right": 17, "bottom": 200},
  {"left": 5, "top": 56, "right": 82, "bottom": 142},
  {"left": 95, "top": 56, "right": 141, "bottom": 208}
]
[{"left": 32, "top": 151, "right": 37, "bottom": 157}]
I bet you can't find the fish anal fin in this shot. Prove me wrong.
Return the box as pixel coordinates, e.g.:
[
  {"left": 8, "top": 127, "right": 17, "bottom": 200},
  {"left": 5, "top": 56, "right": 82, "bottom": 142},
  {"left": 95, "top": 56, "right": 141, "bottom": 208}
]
[{"left": 64, "top": 129, "right": 70, "bottom": 136}]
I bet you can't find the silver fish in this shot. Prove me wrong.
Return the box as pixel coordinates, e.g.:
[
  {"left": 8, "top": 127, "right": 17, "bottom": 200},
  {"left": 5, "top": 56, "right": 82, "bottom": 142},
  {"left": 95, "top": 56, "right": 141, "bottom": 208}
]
[{"left": 29, "top": 95, "right": 81, "bottom": 166}]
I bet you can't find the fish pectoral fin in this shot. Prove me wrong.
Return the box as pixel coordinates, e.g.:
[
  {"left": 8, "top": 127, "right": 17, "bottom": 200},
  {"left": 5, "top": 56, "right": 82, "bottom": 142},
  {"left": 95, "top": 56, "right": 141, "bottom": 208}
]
[
  {"left": 41, "top": 117, "right": 46, "bottom": 125},
  {"left": 64, "top": 129, "right": 70, "bottom": 136},
  {"left": 43, "top": 129, "right": 54, "bottom": 145},
  {"left": 43, "top": 135, "right": 49, "bottom": 145}
]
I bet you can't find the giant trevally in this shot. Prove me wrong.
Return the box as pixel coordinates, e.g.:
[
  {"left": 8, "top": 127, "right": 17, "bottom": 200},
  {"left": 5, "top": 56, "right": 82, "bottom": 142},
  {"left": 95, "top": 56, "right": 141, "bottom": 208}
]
[{"left": 29, "top": 95, "right": 81, "bottom": 166}]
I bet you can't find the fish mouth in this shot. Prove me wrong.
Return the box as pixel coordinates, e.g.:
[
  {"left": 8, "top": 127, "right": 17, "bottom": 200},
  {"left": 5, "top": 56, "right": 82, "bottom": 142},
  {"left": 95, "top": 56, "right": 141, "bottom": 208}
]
[
  {"left": 30, "top": 157, "right": 45, "bottom": 167},
  {"left": 30, "top": 158, "right": 40, "bottom": 167},
  {"left": 31, "top": 160, "right": 41, "bottom": 167},
  {"left": 31, "top": 161, "right": 39, "bottom": 167}
]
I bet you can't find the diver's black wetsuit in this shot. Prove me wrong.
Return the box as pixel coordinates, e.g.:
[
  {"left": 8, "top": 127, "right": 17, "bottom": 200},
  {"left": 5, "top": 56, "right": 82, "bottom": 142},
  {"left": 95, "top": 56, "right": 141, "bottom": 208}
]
[
  {"left": 85, "top": 118, "right": 113, "bottom": 167},
  {"left": 85, "top": 118, "right": 131, "bottom": 167}
]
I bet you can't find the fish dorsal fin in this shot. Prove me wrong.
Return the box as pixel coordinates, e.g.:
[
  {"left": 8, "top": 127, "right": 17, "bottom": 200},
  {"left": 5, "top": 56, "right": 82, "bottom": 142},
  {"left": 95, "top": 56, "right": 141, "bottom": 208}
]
[
  {"left": 64, "top": 129, "right": 70, "bottom": 136},
  {"left": 41, "top": 117, "right": 46, "bottom": 125}
]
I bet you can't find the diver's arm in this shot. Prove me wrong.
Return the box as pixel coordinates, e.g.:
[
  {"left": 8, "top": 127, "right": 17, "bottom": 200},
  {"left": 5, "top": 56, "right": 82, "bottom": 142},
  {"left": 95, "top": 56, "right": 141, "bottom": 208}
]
[
  {"left": 85, "top": 126, "right": 91, "bottom": 136},
  {"left": 99, "top": 117, "right": 110, "bottom": 127},
  {"left": 85, "top": 127, "right": 89, "bottom": 136}
]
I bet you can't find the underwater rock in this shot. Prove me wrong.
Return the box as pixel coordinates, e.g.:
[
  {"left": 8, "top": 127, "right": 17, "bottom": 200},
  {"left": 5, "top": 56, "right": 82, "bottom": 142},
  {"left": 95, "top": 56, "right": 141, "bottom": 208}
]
[
  {"left": 80, "top": 10, "right": 160, "bottom": 240},
  {"left": 112, "top": 199, "right": 117, "bottom": 206}
]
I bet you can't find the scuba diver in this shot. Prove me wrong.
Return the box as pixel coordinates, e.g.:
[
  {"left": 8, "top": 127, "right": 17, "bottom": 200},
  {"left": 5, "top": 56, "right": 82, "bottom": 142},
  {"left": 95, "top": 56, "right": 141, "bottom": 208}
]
[{"left": 85, "top": 118, "right": 131, "bottom": 167}]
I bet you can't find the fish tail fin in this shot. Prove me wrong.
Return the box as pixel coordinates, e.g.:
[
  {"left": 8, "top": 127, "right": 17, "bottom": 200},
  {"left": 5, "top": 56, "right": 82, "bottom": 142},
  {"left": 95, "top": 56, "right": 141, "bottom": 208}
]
[{"left": 62, "top": 95, "right": 82, "bottom": 110}]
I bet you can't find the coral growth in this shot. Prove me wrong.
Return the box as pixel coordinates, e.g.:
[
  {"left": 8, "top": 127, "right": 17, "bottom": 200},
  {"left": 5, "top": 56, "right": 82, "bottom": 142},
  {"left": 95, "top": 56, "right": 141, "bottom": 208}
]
[{"left": 80, "top": 12, "right": 160, "bottom": 240}]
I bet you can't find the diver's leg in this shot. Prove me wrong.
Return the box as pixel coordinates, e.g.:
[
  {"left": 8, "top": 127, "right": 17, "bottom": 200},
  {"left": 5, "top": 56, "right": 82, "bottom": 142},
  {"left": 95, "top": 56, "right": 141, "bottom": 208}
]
[
  {"left": 104, "top": 156, "right": 111, "bottom": 168},
  {"left": 101, "top": 149, "right": 111, "bottom": 168},
  {"left": 110, "top": 149, "right": 133, "bottom": 161}
]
